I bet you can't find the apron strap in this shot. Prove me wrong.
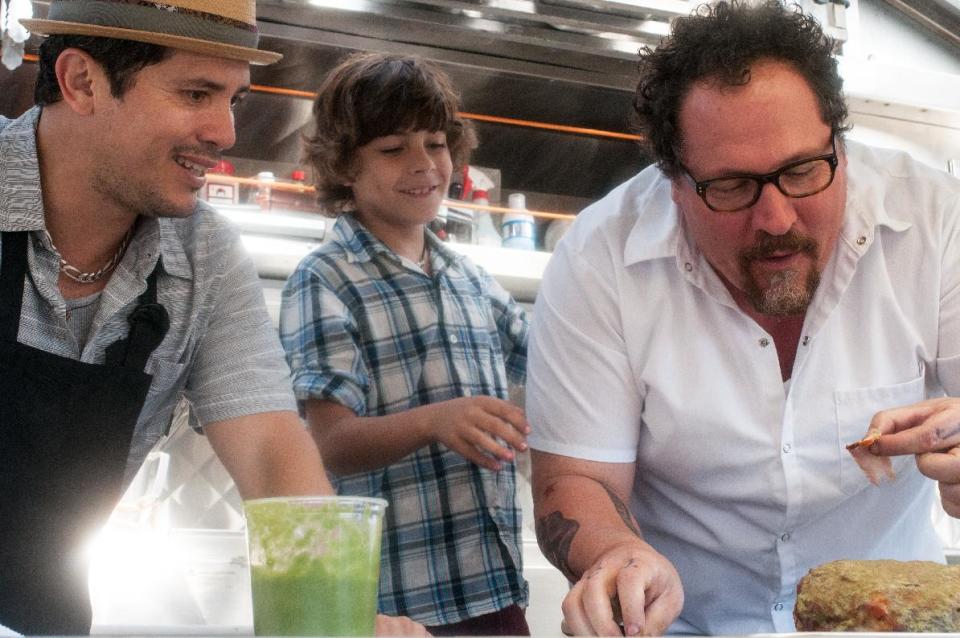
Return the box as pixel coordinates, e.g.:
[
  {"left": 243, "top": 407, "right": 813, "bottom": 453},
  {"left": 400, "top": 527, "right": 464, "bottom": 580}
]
[
  {"left": 103, "top": 264, "right": 170, "bottom": 371},
  {"left": 0, "top": 232, "right": 28, "bottom": 343}
]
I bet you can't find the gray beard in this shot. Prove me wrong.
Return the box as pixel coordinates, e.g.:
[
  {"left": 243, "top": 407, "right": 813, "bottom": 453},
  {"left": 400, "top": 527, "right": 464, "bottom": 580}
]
[{"left": 744, "top": 266, "right": 821, "bottom": 316}]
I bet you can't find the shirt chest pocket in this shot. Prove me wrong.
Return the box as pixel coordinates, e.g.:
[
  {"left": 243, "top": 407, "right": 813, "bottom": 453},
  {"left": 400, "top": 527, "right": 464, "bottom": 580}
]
[{"left": 834, "top": 373, "right": 926, "bottom": 495}]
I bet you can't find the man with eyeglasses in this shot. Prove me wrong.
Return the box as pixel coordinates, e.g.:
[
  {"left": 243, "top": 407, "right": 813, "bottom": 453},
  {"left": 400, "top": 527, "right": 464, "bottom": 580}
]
[{"left": 526, "top": 1, "right": 960, "bottom": 635}]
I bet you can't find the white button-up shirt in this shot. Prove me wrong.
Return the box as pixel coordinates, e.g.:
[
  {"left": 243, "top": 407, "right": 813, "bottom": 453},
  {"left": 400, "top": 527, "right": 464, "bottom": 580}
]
[{"left": 527, "top": 141, "right": 960, "bottom": 634}]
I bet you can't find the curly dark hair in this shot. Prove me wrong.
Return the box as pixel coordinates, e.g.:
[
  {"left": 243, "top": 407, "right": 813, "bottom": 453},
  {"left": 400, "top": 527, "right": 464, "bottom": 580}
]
[
  {"left": 304, "top": 52, "right": 478, "bottom": 215},
  {"left": 34, "top": 35, "right": 171, "bottom": 106},
  {"left": 633, "top": 0, "right": 849, "bottom": 178}
]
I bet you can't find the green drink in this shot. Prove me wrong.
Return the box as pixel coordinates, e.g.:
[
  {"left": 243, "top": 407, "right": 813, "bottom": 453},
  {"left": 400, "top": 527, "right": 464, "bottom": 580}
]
[{"left": 244, "top": 497, "right": 386, "bottom": 636}]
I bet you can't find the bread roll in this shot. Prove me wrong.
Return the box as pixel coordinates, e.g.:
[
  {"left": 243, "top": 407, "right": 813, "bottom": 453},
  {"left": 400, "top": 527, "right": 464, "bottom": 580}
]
[{"left": 794, "top": 559, "right": 960, "bottom": 632}]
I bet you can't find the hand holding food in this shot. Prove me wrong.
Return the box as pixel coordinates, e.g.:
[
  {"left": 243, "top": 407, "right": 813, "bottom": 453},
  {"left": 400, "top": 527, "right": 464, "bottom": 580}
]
[
  {"left": 845, "top": 429, "right": 895, "bottom": 485},
  {"left": 850, "top": 398, "right": 960, "bottom": 516}
]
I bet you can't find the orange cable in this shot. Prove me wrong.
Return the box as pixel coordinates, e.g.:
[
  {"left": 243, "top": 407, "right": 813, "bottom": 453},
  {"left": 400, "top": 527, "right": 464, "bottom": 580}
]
[
  {"left": 443, "top": 199, "right": 576, "bottom": 221},
  {"left": 215, "top": 174, "right": 314, "bottom": 193},
  {"left": 247, "top": 84, "right": 640, "bottom": 142},
  {"left": 459, "top": 111, "right": 642, "bottom": 141},
  {"left": 249, "top": 84, "right": 317, "bottom": 99}
]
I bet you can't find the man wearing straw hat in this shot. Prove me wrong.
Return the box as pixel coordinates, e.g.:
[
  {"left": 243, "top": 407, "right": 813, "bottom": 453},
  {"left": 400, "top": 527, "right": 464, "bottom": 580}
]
[{"left": 0, "top": 2, "right": 400, "bottom": 635}]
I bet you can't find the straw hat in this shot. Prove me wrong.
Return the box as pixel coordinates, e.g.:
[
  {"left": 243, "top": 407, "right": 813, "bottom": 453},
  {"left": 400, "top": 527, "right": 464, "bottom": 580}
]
[{"left": 21, "top": 0, "right": 281, "bottom": 65}]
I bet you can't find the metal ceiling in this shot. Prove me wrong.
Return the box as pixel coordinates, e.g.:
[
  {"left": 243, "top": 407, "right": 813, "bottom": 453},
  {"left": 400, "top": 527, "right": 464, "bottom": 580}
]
[
  {"left": 255, "top": 0, "right": 695, "bottom": 89},
  {"left": 878, "top": 0, "right": 960, "bottom": 50}
]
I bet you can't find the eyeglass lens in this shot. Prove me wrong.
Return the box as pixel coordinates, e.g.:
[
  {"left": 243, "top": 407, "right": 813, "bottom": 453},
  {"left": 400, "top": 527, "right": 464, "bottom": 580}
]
[{"left": 704, "top": 158, "right": 834, "bottom": 211}]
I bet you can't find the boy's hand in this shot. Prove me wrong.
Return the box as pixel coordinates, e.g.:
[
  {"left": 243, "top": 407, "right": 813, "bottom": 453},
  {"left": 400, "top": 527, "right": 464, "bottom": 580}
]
[{"left": 425, "top": 396, "right": 531, "bottom": 470}]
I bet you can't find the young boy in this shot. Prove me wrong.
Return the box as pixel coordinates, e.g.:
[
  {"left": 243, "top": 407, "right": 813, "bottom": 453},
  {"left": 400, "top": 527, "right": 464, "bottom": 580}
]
[{"left": 279, "top": 53, "right": 531, "bottom": 636}]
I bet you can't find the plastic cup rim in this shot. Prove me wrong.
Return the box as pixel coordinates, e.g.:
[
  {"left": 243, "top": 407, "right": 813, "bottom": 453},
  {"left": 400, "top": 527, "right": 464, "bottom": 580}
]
[{"left": 243, "top": 495, "right": 388, "bottom": 509}]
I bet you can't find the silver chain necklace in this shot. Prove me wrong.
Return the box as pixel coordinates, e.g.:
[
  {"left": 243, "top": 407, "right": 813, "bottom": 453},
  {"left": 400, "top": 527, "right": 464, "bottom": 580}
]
[{"left": 44, "top": 229, "right": 133, "bottom": 284}]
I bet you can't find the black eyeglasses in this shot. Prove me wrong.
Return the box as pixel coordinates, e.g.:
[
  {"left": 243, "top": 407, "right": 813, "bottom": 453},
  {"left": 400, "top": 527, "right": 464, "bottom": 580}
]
[{"left": 681, "top": 137, "right": 839, "bottom": 213}]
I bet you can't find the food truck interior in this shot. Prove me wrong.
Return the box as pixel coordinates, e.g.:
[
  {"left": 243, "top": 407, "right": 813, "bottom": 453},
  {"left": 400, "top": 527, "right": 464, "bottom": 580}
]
[{"left": 1, "top": 0, "right": 959, "bottom": 633}]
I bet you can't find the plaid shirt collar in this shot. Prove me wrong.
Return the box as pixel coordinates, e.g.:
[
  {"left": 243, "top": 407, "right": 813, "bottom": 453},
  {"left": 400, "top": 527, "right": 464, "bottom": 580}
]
[{"left": 334, "top": 213, "right": 465, "bottom": 274}]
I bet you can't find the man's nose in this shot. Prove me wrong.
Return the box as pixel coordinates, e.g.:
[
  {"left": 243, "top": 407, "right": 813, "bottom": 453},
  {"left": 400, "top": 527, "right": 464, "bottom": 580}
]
[
  {"left": 198, "top": 103, "right": 237, "bottom": 151},
  {"left": 750, "top": 183, "right": 798, "bottom": 236}
]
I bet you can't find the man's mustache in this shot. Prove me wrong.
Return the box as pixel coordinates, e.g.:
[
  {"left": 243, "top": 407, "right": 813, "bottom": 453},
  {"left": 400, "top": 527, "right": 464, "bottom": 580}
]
[
  {"left": 173, "top": 143, "right": 221, "bottom": 163},
  {"left": 740, "top": 231, "right": 818, "bottom": 263}
]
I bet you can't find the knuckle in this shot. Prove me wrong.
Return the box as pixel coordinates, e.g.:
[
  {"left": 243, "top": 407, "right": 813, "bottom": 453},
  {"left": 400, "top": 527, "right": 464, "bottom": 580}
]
[{"left": 920, "top": 427, "right": 945, "bottom": 449}]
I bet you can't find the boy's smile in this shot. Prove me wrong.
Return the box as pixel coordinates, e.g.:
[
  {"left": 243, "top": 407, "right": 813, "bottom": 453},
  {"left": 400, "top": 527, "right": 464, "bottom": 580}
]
[{"left": 349, "top": 129, "right": 453, "bottom": 233}]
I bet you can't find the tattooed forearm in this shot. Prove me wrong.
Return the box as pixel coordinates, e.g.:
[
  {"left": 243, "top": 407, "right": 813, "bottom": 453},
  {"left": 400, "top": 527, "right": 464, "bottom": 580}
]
[
  {"left": 535, "top": 511, "right": 580, "bottom": 583},
  {"left": 600, "top": 482, "right": 643, "bottom": 538}
]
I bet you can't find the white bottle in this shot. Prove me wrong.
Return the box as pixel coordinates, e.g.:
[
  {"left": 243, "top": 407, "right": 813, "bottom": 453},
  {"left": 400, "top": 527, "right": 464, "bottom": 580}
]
[
  {"left": 255, "top": 171, "right": 275, "bottom": 211},
  {"left": 473, "top": 190, "right": 501, "bottom": 247},
  {"left": 501, "top": 193, "right": 535, "bottom": 251}
]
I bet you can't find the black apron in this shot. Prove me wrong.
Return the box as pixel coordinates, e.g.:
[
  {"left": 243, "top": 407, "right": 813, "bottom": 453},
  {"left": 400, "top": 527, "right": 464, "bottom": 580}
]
[{"left": 0, "top": 231, "right": 169, "bottom": 635}]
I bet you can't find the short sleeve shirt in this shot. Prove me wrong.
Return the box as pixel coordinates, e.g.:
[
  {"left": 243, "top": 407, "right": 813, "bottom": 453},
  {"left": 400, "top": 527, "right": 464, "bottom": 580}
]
[
  {"left": 527, "top": 140, "right": 960, "bottom": 634},
  {"left": 0, "top": 107, "right": 297, "bottom": 486},
  {"left": 279, "top": 214, "right": 529, "bottom": 625}
]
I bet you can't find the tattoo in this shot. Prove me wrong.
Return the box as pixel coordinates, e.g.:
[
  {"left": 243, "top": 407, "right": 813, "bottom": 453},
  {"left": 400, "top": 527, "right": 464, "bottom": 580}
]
[
  {"left": 535, "top": 511, "right": 580, "bottom": 583},
  {"left": 937, "top": 422, "right": 960, "bottom": 443},
  {"left": 600, "top": 482, "right": 643, "bottom": 538}
]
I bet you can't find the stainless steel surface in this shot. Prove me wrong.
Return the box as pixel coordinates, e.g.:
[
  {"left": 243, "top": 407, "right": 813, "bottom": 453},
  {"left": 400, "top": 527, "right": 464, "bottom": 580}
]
[
  {"left": 218, "top": 205, "right": 327, "bottom": 241},
  {"left": 878, "top": 0, "right": 960, "bottom": 49}
]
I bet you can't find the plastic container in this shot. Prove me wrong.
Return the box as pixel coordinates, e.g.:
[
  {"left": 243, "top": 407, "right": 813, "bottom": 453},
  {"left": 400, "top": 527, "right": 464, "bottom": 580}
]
[
  {"left": 501, "top": 192, "right": 536, "bottom": 251},
  {"left": 255, "top": 171, "right": 275, "bottom": 211},
  {"left": 472, "top": 189, "right": 502, "bottom": 246},
  {"left": 244, "top": 496, "right": 387, "bottom": 636}
]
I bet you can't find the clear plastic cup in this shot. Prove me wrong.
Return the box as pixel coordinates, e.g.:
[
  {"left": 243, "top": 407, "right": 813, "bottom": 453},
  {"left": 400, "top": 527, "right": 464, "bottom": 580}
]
[{"left": 244, "top": 496, "right": 387, "bottom": 636}]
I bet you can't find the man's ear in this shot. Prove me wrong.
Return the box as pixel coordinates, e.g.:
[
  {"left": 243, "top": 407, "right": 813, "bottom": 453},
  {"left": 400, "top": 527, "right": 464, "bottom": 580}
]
[
  {"left": 670, "top": 177, "right": 683, "bottom": 207},
  {"left": 54, "top": 48, "right": 106, "bottom": 116}
]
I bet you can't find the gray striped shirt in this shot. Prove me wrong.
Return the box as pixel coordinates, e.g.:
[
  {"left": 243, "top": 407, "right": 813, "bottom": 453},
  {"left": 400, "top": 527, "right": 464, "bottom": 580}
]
[{"left": 0, "top": 107, "right": 296, "bottom": 485}]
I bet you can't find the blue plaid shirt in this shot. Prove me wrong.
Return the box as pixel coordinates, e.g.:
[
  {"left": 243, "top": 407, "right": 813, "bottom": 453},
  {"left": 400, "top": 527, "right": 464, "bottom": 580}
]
[{"left": 279, "top": 215, "right": 529, "bottom": 625}]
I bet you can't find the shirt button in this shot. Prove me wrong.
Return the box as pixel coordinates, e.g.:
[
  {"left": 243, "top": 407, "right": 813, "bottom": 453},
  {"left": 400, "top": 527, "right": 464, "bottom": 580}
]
[
  {"left": 802, "top": 336, "right": 810, "bottom": 346},
  {"left": 449, "top": 335, "right": 459, "bottom": 344},
  {"left": 782, "top": 442, "right": 792, "bottom": 454},
  {"left": 759, "top": 337, "right": 770, "bottom": 347},
  {"left": 684, "top": 262, "right": 693, "bottom": 272},
  {"left": 856, "top": 235, "right": 867, "bottom": 246},
  {"left": 774, "top": 602, "right": 784, "bottom": 612},
  {"left": 780, "top": 532, "right": 791, "bottom": 542}
]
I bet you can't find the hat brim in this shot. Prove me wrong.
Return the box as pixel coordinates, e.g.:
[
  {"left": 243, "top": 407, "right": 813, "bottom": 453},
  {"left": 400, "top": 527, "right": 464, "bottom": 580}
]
[{"left": 20, "top": 18, "right": 282, "bottom": 65}]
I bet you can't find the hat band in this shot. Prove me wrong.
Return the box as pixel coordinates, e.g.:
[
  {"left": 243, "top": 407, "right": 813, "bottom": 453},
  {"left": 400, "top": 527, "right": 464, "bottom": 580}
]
[{"left": 48, "top": 0, "right": 260, "bottom": 49}]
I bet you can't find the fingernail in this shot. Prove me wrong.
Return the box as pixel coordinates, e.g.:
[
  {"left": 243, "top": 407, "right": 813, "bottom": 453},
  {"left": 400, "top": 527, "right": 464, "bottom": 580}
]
[{"left": 625, "top": 624, "right": 641, "bottom": 636}]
